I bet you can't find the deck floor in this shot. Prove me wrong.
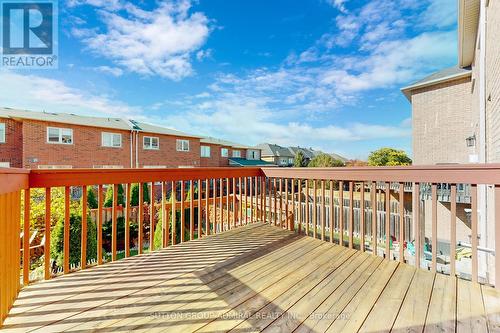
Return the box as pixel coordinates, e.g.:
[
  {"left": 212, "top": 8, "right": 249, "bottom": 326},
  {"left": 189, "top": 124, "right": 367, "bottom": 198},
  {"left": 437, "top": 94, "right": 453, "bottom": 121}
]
[{"left": 2, "top": 223, "right": 500, "bottom": 332}]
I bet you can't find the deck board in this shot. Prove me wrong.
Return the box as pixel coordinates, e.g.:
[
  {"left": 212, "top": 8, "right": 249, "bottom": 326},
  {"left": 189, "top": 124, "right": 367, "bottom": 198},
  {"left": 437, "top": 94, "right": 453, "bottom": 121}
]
[{"left": 2, "top": 223, "right": 499, "bottom": 333}]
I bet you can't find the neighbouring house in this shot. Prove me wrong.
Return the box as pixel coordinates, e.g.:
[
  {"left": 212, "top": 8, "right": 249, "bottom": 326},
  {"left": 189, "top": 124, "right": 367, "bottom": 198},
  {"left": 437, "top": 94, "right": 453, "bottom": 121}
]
[
  {"left": 200, "top": 137, "right": 269, "bottom": 167},
  {"left": 401, "top": 0, "right": 500, "bottom": 282},
  {"left": 0, "top": 108, "right": 264, "bottom": 169},
  {"left": 257, "top": 143, "right": 346, "bottom": 167}
]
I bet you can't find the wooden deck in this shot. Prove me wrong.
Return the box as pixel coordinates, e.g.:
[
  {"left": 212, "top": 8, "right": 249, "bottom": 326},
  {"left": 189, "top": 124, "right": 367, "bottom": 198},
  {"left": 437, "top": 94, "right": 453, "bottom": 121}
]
[{"left": 2, "top": 223, "right": 500, "bottom": 333}]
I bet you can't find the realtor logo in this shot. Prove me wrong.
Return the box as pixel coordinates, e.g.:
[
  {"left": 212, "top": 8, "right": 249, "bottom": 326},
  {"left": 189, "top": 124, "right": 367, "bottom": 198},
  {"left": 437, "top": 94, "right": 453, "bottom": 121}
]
[{"left": 1, "top": 0, "right": 58, "bottom": 68}]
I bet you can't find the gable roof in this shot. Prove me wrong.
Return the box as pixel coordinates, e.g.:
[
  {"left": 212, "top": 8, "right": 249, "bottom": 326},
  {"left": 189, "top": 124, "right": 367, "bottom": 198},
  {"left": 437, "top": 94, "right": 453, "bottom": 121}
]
[
  {"left": 401, "top": 66, "right": 472, "bottom": 100},
  {"left": 0, "top": 107, "right": 132, "bottom": 131},
  {"left": 200, "top": 137, "right": 252, "bottom": 149},
  {"left": 256, "top": 143, "right": 295, "bottom": 158},
  {"left": 130, "top": 120, "right": 201, "bottom": 138}
]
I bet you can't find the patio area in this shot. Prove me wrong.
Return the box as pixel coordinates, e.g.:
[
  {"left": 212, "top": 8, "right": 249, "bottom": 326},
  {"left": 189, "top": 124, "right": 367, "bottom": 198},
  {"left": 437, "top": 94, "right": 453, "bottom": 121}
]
[{"left": 2, "top": 223, "right": 500, "bottom": 332}]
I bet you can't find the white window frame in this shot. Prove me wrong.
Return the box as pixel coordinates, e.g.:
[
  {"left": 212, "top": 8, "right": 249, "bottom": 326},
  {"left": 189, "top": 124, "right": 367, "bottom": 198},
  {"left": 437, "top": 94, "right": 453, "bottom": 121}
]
[
  {"left": 143, "top": 136, "right": 160, "bottom": 150},
  {"left": 176, "top": 139, "right": 190, "bottom": 152},
  {"left": 0, "top": 123, "right": 5, "bottom": 143},
  {"left": 201, "top": 145, "right": 211, "bottom": 158},
  {"left": 221, "top": 148, "right": 229, "bottom": 157},
  {"left": 232, "top": 150, "right": 241, "bottom": 158},
  {"left": 47, "top": 127, "right": 73, "bottom": 145},
  {"left": 101, "top": 132, "right": 122, "bottom": 148},
  {"left": 38, "top": 165, "right": 73, "bottom": 169},
  {"left": 0, "top": 162, "right": 10, "bottom": 168}
]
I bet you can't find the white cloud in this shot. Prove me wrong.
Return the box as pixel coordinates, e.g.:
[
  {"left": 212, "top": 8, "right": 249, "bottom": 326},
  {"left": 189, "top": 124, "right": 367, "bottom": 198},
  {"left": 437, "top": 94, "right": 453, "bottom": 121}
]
[
  {"left": 419, "top": 0, "right": 457, "bottom": 28},
  {"left": 196, "top": 48, "right": 213, "bottom": 61},
  {"left": 0, "top": 71, "right": 140, "bottom": 118},
  {"left": 71, "top": 0, "right": 211, "bottom": 80},
  {"left": 95, "top": 65, "right": 124, "bottom": 77},
  {"left": 328, "top": 0, "right": 349, "bottom": 13}
]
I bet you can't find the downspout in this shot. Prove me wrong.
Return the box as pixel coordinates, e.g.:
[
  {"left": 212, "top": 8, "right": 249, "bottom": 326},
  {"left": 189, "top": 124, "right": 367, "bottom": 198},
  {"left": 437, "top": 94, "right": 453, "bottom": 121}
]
[
  {"left": 130, "top": 131, "right": 133, "bottom": 168},
  {"left": 135, "top": 130, "right": 140, "bottom": 168}
]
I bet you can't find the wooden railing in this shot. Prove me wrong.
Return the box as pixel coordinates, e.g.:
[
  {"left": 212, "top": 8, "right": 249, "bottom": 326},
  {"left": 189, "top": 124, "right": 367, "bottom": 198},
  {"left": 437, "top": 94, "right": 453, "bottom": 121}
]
[
  {"left": 3, "top": 164, "right": 500, "bottom": 326},
  {"left": 0, "top": 168, "right": 29, "bottom": 325},
  {"left": 261, "top": 165, "right": 500, "bottom": 286}
]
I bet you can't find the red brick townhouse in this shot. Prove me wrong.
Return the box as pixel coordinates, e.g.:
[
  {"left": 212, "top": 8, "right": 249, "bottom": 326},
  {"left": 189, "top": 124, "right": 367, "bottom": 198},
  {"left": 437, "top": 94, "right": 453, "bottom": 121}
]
[
  {"left": 0, "top": 108, "right": 267, "bottom": 169},
  {"left": 200, "top": 137, "right": 271, "bottom": 167}
]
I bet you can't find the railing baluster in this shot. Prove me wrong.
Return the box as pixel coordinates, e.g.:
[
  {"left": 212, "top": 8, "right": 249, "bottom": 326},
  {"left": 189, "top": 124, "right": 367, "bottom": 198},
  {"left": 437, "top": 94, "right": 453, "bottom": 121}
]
[
  {"left": 232, "top": 178, "right": 236, "bottom": 228},
  {"left": 339, "top": 180, "right": 344, "bottom": 246},
  {"left": 414, "top": 182, "right": 420, "bottom": 268},
  {"left": 385, "top": 182, "right": 390, "bottom": 259},
  {"left": 171, "top": 181, "right": 177, "bottom": 245},
  {"left": 138, "top": 182, "right": 143, "bottom": 254},
  {"left": 360, "top": 182, "right": 365, "bottom": 252},
  {"left": 330, "top": 180, "right": 334, "bottom": 243},
  {"left": 273, "top": 178, "right": 277, "bottom": 226},
  {"left": 162, "top": 182, "right": 168, "bottom": 247},
  {"left": 399, "top": 183, "right": 404, "bottom": 263},
  {"left": 349, "top": 181, "right": 354, "bottom": 249},
  {"left": 112, "top": 183, "right": 118, "bottom": 260},
  {"left": 450, "top": 184, "right": 457, "bottom": 276},
  {"left": 495, "top": 185, "right": 500, "bottom": 288},
  {"left": 250, "top": 177, "right": 253, "bottom": 223},
  {"left": 23, "top": 189, "right": 30, "bottom": 285},
  {"left": 64, "top": 186, "right": 70, "bottom": 273},
  {"left": 321, "top": 180, "right": 325, "bottom": 241},
  {"left": 371, "top": 182, "right": 377, "bottom": 256},
  {"left": 471, "top": 184, "right": 478, "bottom": 283},
  {"left": 285, "top": 179, "right": 289, "bottom": 230},
  {"left": 181, "top": 180, "right": 185, "bottom": 242},
  {"left": 125, "top": 183, "right": 131, "bottom": 256},
  {"left": 213, "top": 179, "right": 217, "bottom": 233},
  {"left": 205, "top": 179, "right": 209, "bottom": 235},
  {"left": 190, "top": 180, "right": 194, "bottom": 240},
  {"left": 97, "top": 185, "right": 103, "bottom": 264},
  {"left": 256, "top": 177, "right": 260, "bottom": 222},
  {"left": 431, "top": 183, "right": 437, "bottom": 271},
  {"left": 81, "top": 185, "right": 87, "bottom": 269},
  {"left": 245, "top": 177, "right": 248, "bottom": 225},
  {"left": 306, "top": 180, "right": 310, "bottom": 236},
  {"left": 298, "top": 179, "right": 302, "bottom": 234},
  {"left": 226, "top": 178, "right": 229, "bottom": 229},
  {"left": 150, "top": 182, "right": 155, "bottom": 251},
  {"left": 197, "top": 179, "right": 202, "bottom": 238},
  {"left": 239, "top": 177, "right": 243, "bottom": 226},
  {"left": 291, "top": 179, "right": 295, "bottom": 231},
  {"left": 313, "top": 180, "right": 317, "bottom": 238}
]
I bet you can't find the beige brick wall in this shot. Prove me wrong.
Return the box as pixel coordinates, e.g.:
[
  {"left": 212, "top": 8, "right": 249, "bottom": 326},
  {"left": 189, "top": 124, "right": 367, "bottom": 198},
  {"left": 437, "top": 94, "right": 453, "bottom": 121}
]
[
  {"left": 411, "top": 77, "right": 477, "bottom": 165},
  {"left": 486, "top": 0, "right": 500, "bottom": 162}
]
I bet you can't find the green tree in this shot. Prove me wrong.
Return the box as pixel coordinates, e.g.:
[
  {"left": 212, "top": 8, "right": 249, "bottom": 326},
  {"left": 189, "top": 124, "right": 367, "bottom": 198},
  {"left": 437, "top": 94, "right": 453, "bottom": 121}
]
[
  {"left": 84, "top": 187, "right": 98, "bottom": 209},
  {"left": 308, "top": 153, "right": 345, "bottom": 167},
  {"left": 293, "top": 151, "right": 308, "bottom": 167},
  {"left": 130, "top": 183, "right": 150, "bottom": 206},
  {"left": 104, "top": 184, "right": 125, "bottom": 208},
  {"left": 367, "top": 148, "right": 412, "bottom": 166}
]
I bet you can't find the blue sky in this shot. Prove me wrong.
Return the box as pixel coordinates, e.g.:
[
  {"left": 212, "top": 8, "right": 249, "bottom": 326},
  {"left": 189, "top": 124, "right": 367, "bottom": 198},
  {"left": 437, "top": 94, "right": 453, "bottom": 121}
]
[{"left": 0, "top": 0, "right": 458, "bottom": 159}]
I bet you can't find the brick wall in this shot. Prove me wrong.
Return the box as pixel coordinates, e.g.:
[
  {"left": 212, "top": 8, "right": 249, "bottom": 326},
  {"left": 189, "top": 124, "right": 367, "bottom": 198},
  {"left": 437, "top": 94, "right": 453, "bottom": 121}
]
[
  {"left": 0, "top": 118, "right": 23, "bottom": 168},
  {"left": 22, "top": 120, "right": 132, "bottom": 169},
  {"left": 411, "top": 77, "right": 476, "bottom": 165},
  {"left": 137, "top": 132, "right": 201, "bottom": 168}
]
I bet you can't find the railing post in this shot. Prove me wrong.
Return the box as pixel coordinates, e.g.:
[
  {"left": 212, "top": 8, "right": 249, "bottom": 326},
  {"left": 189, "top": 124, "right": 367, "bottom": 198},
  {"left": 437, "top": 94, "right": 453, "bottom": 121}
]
[
  {"left": 112, "top": 184, "right": 118, "bottom": 261},
  {"left": 81, "top": 185, "right": 87, "bottom": 269},
  {"left": 198, "top": 179, "right": 202, "bottom": 237},
  {"left": 97, "top": 185, "right": 103, "bottom": 265},
  {"left": 64, "top": 186, "right": 70, "bottom": 274},
  {"left": 23, "top": 189, "right": 30, "bottom": 285},
  {"left": 190, "top": 180, "right": 195, "bottom": 240},
  {"left": 150, "top": 182, "right": 155, "bottom": 250},
  {"left": 125, "top": 183, "right": 131, "bottom": 256},
  {"left": 495, "top": 186, "right": 500, "bottom": 288},
  {"left": 138, "top": 183, "right": 144, "bottom": 254}
]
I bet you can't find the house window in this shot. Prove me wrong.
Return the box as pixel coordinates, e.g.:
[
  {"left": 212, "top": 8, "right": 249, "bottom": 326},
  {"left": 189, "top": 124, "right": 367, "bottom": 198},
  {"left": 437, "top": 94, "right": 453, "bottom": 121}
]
[
  {"left": 38, "top": 165, "right": 73, "bottom": 169},
  {"left": 176, "top": 139, "right": 190, "bottom": 152},
  {"left": 102, "top": 132, "right": 122, "bottom": 148},
  {"left": 0, "top": 123, "right": 5, "bottom": 143},
  {"left": 201, "top": 146, "right": 211, "bottom": 157},
  {"left": 248, "top": 150, "right": 259, "bottom": 160},
  {"left": 92, "top": 165, "right": 124, "bottom": 169},
  {"left": 221, "top": 148, "right": 228, "bottom": 157},
  {"left": 144, "top": 136, "right": 160, "bottom": 150},
  {"left": 0, "top": 162, "right": 10, "bottom": 168},
  {"left": 47, "top": 127, "right": 73, "bottom": 144},
  {"left": 232, "top": 150, "right": 241, "bottom": 158}
]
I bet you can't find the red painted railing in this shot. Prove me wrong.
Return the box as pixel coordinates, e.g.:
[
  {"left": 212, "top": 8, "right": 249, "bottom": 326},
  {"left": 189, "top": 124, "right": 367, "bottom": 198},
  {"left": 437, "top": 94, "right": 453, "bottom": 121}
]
[{"left": 2, "top": 164, "right": 500, "bottom": 327}]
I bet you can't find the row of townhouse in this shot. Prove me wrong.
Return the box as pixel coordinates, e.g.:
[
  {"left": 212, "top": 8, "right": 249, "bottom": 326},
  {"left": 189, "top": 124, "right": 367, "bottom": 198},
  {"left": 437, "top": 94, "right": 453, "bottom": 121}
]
[
  {"left": 0, "top": 108, "right": 269, "bottom": 169},
  {"left": 256, "top": 143, "right": 347, "bottom": 167},
  {"left": 401, "top": 0, "right": 500, "bottom": 281}
]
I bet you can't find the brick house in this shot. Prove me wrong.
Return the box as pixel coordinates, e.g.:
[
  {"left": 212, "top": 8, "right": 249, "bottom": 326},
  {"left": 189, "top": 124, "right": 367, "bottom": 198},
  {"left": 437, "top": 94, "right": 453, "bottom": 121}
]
[{"left": 0, "top": 108, "right": 265, "bottom": 169}]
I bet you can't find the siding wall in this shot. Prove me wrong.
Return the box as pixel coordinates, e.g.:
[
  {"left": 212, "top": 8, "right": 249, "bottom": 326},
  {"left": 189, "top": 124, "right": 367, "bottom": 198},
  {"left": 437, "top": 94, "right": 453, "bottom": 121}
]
[{"left": 486, "top": 1, "right": 500, "bottom": 162}]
